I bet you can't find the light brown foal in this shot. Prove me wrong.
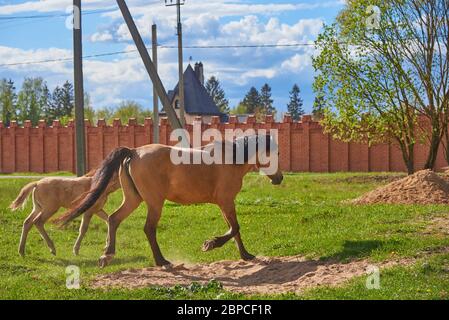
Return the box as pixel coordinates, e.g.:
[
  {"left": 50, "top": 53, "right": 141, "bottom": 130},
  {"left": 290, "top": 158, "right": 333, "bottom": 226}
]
[
  {"left": 10, "top": 171, "right": 119, "bottom": 256},
  {"left": 57, "top": 135, "right": 283, "bottom": 267}
]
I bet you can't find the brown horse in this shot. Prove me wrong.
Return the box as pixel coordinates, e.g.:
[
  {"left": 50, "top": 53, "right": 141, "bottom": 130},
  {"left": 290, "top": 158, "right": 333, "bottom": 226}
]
[
  {"left": 57, "top": 135, "right": 283, "bottom": 267},
  {"left": 10, "top": 170, "right": 120, "bottom": 256}
]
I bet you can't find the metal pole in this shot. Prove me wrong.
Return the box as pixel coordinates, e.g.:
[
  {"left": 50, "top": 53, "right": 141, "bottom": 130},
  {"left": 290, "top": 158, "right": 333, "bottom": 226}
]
[
  {"left": 73, "top": 0, "right": 86, "bottom": 176},
  {"left": 152, "top": 24, "right": 159, "bottom": 144},
  {"left": 176, "top": 1, "right": 185, "bottom": 126},
  {"left": 116, "top": 0, "right": 183, "bottom": 130}
]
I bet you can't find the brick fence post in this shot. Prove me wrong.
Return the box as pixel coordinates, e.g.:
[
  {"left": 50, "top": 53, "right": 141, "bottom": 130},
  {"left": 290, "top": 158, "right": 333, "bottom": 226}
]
[
  {"left": 98, "top": 119, "right": 106, "bottom": 159},
  {"left": 113, "top": 118, "right": 121, "bottom": 148},
  {"left": 144, "top": 118, "right": 152, "bottom": 144},
  {"left": 10, "top": 120, "right": 17, "bottom": 172},
  {"left": 282, "top": 114, "right": 292, "bottom": 171},
  {"left": 24, "top": 120, "right": 32, "bottom": 172},
  {"left": 301, "top": 115, "right": 311, "bottom": 172},
  {"left": 128, "top": 118, "right": 137, "bottom": 147},
  {"left": 160, "top": 118, "right": 168, "bottom": 145},
  {"left": 52, "top": 120, "right": 61, "bottom": 171},
  {"left": 38, "top": 120, "right": 46, "bottom": 173}
]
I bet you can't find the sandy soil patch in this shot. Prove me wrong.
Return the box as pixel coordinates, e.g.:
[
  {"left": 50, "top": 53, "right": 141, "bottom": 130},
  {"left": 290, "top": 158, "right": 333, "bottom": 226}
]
[
  {"left": 90, "top": 249, "right": 448, "bottom": 294},
  {"left": 351, "top": 170, "right": 449, "bottom": 205}
]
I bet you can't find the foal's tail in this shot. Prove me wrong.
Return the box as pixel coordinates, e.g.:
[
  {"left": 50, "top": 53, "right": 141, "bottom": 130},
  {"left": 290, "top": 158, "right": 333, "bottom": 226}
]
[
  {"left": 55, "top": 147, "right": 134, "bottom": 226},
  {"left": 10, "top": 182, "right": 38, "bottom": 211}
]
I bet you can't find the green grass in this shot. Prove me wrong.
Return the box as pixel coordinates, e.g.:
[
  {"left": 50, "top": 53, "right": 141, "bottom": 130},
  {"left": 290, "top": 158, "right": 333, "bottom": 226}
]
[{"left": 1, "top": 172, "right": 449, "bottom": 300}]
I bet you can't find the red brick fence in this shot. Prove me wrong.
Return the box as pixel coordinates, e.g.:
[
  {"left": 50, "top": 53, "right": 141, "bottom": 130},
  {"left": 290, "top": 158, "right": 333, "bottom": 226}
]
[{"left": 0, "top": 114, "right": 446, "bottom": 173}]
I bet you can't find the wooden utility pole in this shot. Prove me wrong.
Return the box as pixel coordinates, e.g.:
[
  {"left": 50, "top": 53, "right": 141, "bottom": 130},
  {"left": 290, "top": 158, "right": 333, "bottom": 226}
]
[
  {"left": 116, "top": 0, "right": 183, "bottom": 131},
  {"left": 166, "top": 0, "right": 185, "bottom": 126},
  {"left": 73, "top": 0, "right": 86, "bottom": 176},
  {"left": 151, "top": 24, "right": 159, "bottom": 143}
]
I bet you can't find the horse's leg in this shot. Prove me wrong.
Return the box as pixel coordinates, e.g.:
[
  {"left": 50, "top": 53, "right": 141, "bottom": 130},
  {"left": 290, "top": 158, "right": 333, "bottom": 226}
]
[
  {"left": 144, "top": 204, "right": 170, "bottom": 266},
  {"left": 95, "top": 209, "right": 109, "bottom": 222},
  {"left": 98, "top": 199, "right": 139, "bottom": 267},
  {"left": 73, "top": 210, "right": 94, "bottom": 256},
  {"left": 202, "top": 202, "right": 251, "bottom": 258},
  {"left": 33, "top": 211, "right": 57, "bottom": 256},
  {"left": 18, "top": 207, "right": 40, "bottom": 257}
]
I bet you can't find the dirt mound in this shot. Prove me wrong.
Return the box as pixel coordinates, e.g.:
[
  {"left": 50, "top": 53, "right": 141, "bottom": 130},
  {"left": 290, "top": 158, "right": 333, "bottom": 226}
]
[
  {"left": 351, "top": 169, "right": 449, "bottom": 205},
  {"left": 91, "top": 255, "right": 413, "bottom": 295}
]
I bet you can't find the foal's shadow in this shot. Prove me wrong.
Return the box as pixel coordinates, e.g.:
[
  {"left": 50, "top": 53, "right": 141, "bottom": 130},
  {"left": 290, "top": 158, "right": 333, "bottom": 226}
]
[{"left": 34, "top": 255, "right": 148, "bottom": 268}]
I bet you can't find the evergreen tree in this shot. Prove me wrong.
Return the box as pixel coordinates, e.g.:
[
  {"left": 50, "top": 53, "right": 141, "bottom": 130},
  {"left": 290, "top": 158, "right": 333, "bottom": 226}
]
[
  {"left": 287, "top": 84, "right": 304, "bottom": 121},
  {"left": 205, "top": 76, "right": 230, "bottom": 113},
  {"left": 260, "top": 83, "right": 276, "bottom": 115},
  {"left": 0, "top": 79, "right": 17, "bottom": 126},
  {"left": 46, "top": 81, "right": 74, "bottom": 124},
  {"left": 241, "top": 87, "right": 261, "bottom": 114}
]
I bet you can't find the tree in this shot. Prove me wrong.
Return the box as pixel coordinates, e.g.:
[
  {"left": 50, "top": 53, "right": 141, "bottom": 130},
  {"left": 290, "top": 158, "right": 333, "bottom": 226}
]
[
  {"left": 313, "top": 0, "right": 449, "bottom": 174},
  {"left": 205, "top": 76, "right": 230, "bottom": 114},
  {"left": 0, "top": 79, "right": 16, "bottom": 126},
  {"left": 313, "top": 95, "right": 325, "bottom": 119},
  {"left": 112, "top": 100, "right": 152, "bottom": 124},
  {"left": 46, "top": 81, "right": 74, "bottom": 124},
  {"left": 241, "top": 87, "right": 261, "bottom": 114},
  {"left": 260, "top": 83, "right": 276, "bottom": 115},
  {"left": 230, "top": 103, "right": 247, "bottom": 115},
  {"left": 287, "top": 84, "right": 304, "bottom": 121},
  {"left": 16, "top": 77, "right": 49, "bottom": 126}
]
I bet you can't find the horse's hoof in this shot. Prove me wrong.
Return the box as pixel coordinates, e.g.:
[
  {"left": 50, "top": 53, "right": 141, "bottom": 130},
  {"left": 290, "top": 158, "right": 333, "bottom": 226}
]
[
  {"left": 18, "top": 250, "right": 25, "bottom": 257},
  {"left": 241, "top": 252, "right": 256, "bottom": 261},
  {"left": 50, "top": 249, "right": 56, "bottom": 256},
  {"left": 159, "top": 262, "right": 174, "bottom": 270},
  {"left": 202, "top": 239, "right": 216, "bottom": 252},
  {"left": 73, "top": 248, "right": 79, "bottom": 256},
  {"left": 98, "top": 254, "right": 114, "bottom": 268}
]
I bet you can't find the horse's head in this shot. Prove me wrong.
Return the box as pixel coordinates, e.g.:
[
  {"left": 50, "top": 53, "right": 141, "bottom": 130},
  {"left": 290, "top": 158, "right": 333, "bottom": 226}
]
[{"left": 233, "top": 134, "right": 284, "bottom": 185}]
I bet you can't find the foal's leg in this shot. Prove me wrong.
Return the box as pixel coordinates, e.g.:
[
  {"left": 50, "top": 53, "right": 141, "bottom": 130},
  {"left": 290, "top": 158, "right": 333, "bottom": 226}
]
[
  {"left": 73, "top": 211, "right": 95, "bottom": 256},
  {"left": 202, "top": 201, "right": 254, "bottom": 260},
  {"left": 144, "top": 204, "right": 170, "bottom": 267},
  {"left": 33, "top": 211, "right": 57, "bottom": 256},
  {"left": 18, "top": 207, "right": 40, "bottom": 257}
]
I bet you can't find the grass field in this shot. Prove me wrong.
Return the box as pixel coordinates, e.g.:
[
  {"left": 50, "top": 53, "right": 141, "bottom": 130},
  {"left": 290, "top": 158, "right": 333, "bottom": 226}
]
[{"left": 1, "top": 172, "right": 449, "bottom": 300}]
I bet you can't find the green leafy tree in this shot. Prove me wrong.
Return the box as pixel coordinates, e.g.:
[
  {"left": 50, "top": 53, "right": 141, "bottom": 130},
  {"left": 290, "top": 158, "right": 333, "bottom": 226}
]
[
  {"left": 0, "top": 79, "right": 17, "bottom": 126},
  {"left": 260, "top": 83, "right": 276, "bottom": 115},
  {"left": 95, "top": 107, "right": 114, "bottom": 124},
  {"left": 205, "top": 76, "right": 230, "bottom": 114},
  {"left": 287, "top": 84, "right": 304, "bottom": 121},
  {"left": 313, "top": 0, "right": 449, "bottom": 174},
  {"left": 16, "top": 77, "right": 49, "bottom": 126},
  {"left": 241, "top": 87, "right": 261, "bottom": 114},
  {"left": 313, "top": 95, "right": 325, "bottom": 119},
  {"left": 230, "top": 103, "right": 248, "bottom": 115},
  {"left": 112, "top": 100, "right": 152, "bottom": 124}
]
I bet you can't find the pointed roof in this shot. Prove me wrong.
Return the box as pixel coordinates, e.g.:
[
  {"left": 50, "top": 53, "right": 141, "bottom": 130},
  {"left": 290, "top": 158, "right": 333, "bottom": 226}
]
[{"left": 168, "top": 65, "right": 225, "bottom": 118}]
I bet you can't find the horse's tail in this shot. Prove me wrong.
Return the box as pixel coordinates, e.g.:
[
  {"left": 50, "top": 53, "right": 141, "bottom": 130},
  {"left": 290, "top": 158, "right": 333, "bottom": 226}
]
[
  {"left": 55, "top": 147, "right": 134, "bottom": 226},
  {"left": 10, "top": 182, "right": 38, "bottom": 211}
]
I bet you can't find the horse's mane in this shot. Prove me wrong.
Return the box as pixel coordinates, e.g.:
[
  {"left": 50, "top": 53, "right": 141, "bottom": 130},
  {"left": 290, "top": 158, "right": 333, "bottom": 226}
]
[{"left": 201, "top": 134, "right": 275, "bottom": 164}]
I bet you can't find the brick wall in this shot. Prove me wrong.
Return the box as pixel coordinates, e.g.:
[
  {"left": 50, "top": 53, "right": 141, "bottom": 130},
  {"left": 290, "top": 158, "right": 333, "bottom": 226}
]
[{"left": 0, "top": 114, "right": 446, "bottom": 173}]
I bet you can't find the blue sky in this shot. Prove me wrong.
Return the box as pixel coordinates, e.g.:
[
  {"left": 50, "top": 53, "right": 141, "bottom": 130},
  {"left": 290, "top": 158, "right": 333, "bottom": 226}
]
[{"left": 0, "top": 0, "right": 344, "bottom": 116}]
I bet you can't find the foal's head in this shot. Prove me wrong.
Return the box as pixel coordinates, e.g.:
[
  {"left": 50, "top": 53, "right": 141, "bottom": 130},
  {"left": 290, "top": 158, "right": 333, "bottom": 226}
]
[{"left": 233, "top": 134, "right": 284, "bottom": 185}]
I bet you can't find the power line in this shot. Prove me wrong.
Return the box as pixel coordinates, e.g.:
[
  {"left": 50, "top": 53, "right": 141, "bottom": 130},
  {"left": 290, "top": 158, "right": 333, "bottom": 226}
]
[
  {"left": 0, "top": 8, "right": 117, "bottom": 20},
  {"left": 0, "top": 43, "right": 313, "bottom": 67}
]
